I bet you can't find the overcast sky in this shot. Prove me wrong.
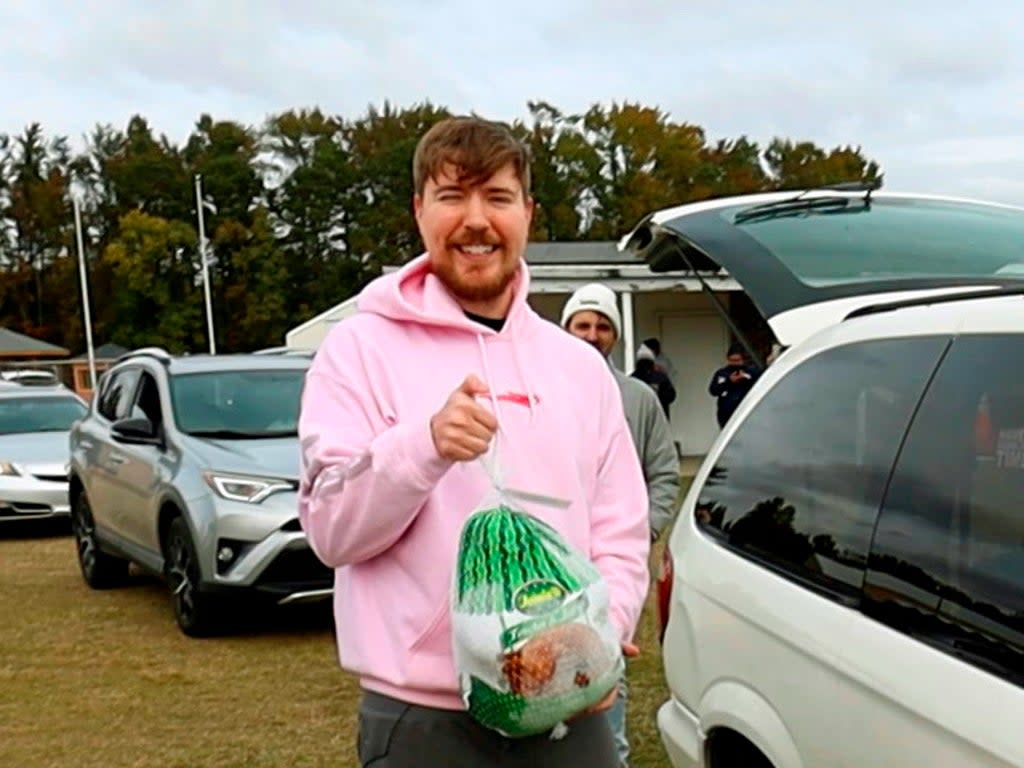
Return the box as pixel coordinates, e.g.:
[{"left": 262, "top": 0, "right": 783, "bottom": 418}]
[{"left": 5, "top": 1, "right": 1024, "bottom": 207}]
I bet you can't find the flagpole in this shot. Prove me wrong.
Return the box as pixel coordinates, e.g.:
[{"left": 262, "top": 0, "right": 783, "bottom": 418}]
[
  {"left": 72, "top": 196, "right": 97, "bottom": 392},
  {"left": 195, "top": 173, "right": 216, "bottom": 354}
]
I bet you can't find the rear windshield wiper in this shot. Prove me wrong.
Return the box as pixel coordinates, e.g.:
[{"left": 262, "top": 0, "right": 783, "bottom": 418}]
[
  {"left": 733, "top": 195, "right": 864, "bottom": 224},
  {"left": 187, "top": 429, "right": 297, "bottom": 439}
]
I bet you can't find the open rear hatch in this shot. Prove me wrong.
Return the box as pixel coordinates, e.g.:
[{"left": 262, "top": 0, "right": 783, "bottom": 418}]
[{"left": 620, "top": 187, "right": 1024, "bottom": 355}]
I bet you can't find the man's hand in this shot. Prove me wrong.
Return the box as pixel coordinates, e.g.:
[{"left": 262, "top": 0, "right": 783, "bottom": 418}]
[
  {"left": 430, "top": 375, "right": 498, "bottom": 462},
  {"left": 572, "top": 642, "right": 641, "bottom": 718}
]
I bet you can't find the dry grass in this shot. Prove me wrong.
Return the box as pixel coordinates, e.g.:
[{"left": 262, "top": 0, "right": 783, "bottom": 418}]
[{"left": 0, "top": 520, "right": 674, "bottom": 768}]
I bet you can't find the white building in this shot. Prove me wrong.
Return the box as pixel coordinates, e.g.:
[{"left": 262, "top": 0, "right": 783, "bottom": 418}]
[{"left": 284, "top": 242, "right": 768, "bottom": 457}]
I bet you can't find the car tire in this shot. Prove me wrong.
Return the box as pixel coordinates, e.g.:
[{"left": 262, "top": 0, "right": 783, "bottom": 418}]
[
  {"left": 70, "top": 491, "right": 130, "bottom": 589},
  {"left": 164, "top": 516, "right": 224, "bottom": 637}
]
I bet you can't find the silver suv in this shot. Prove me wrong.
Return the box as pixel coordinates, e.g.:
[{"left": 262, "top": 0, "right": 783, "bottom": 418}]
[{"left": 68, "top": 348, "right": 332, "bottom": 636}]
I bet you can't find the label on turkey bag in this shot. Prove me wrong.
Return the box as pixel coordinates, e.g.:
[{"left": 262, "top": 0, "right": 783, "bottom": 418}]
[{"left": 451, "top": 504, "right": 623, "bottom": 737}]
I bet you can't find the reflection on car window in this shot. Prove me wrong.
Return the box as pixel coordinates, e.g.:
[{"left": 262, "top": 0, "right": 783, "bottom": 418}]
[
  {"left": 696, "top": 337, "right": 947, "bottom": 598},
  {"left": 0, "top": 396, "right": 88, "bottom": 434},
  {"left": 98, "top": 368, "right": 141, "bottom": 421},
  {"left": 866, "top": 334, "right": 1024, "bottom": 686},
  {"left": 170, "top": 369, "right": 305, "bottom": 436}
]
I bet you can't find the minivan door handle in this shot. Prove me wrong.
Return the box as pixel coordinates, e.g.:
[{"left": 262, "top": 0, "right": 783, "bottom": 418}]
[{"left": 108, "top": 453, "right": 128, "bottom": 466}]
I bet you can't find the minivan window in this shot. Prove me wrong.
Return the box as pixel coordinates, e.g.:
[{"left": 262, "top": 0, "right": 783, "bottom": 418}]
[
  {"left": 865, "top": 334, "right": 1024, "bottom": 686},
  {"left": 696, "top": 337, "right": 947, "bottom": 598},
  {"left": 723, "top": 198, "right": 1024, "bottom": 288}
]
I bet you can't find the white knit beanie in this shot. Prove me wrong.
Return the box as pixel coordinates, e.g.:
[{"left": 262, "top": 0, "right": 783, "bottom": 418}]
[{"left": 561, "top": 283, "right": 622, "bottom": 338}]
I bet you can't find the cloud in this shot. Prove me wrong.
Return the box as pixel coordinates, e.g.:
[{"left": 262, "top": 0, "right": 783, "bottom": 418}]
[{"left": 1, "top": 1, "right": 1023, "bottom": 205}]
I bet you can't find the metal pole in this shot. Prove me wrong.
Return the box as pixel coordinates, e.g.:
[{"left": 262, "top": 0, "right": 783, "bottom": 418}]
[
  {"left": 620, "top": 289, "right": 635, "bottom": 373},
  {"left": 195, "top": 174, "right": 216, "bottom": 354},
  {"left": 73, "top": 196, "right": 97, "bottom": 392}
]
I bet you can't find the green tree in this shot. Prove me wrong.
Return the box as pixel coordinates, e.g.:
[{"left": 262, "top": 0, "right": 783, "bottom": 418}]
[
  {"left": 1, "top": 124, "right": 73, "bottom": 331},
  {"left": 512, "top": 102, "right": 600, "bottom": 242},
  {"left": 263, "top": 108, "right": 352, "bottom": 320},
  {"left": 581, "top": 103, "right": 706, "bottom": 238},
  {"left": 103, "top": 210, "right": 203, "bottom": 351},
  {"left": 763, "top": 139, "right": 882, "bottom": 190},
  {"left": 183, "top": 115, "right": 269, "bottom": 351},
  {"left": 216, "top": 209, "right": 290, "bottom": 350},
  {"left": 343, "top": 101, "right": 451, "bottom": 274}
]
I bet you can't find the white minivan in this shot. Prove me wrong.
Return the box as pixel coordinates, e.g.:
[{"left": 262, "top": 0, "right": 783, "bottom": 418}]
[{"left": 621, "top": 188, "right": 1024, "bottom": 768}]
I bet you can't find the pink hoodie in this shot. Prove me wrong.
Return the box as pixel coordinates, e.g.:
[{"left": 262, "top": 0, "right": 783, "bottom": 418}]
[{"left": 298, "top": 254, "right": 650, "bottom": 710}]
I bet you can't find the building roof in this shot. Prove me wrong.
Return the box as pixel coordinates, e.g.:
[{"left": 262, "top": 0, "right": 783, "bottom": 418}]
[
  {"left": 71, "top": 342, "right": 130, "bottom": 362},
  {"left": 0, "top": 328, "right": 69, "bottom": 358},
  {"left": 525, "top": 241, "right": 635, "bottom": 265}
]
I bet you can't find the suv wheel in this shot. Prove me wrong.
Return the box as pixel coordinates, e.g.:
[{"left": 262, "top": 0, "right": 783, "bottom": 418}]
[
  {"left": 71, "top": 492, "right": 129, "bottom": 589},
  {"left": 165, "top": 516, "right": 224, "bottom": 637}
]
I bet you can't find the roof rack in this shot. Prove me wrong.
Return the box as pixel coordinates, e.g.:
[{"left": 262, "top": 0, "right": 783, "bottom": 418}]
[
  {"left": 0, "top": 370, "right": 61, "bottom": 387},
  {"left": 844, "top": 285, "right": 1024, "bottom": 321},
  {"left": 115, "top": 346, "right": 173, "bottom": 365},
  {"left": 252, "top": 346, "right": 315, "bottom": 357}
]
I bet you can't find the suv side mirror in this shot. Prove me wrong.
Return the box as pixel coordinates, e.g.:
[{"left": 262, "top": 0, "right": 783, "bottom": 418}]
[{"left": 111, "top": 416, "right": 161, "bottom": 446}]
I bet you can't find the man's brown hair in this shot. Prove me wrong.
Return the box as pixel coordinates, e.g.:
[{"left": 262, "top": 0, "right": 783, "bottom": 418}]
[{"left": 413, "top": 116, "right": 531, "bottom": 198}]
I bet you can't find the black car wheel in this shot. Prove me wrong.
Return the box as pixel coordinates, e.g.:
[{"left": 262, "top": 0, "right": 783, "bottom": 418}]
[
  {"left": 70, "top": 491, "right": 129, "bottom": 589},
  {"left": 165, "top": 517, "right": 223, "bottom": 637}
]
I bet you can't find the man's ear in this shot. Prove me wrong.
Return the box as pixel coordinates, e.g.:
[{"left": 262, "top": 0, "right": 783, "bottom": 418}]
[{"left": 413, "top": 194, "right": 423, "bottom": 221}]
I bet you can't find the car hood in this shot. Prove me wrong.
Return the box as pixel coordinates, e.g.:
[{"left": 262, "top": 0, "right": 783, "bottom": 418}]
[
  {"left": 619, "top": 191, "right": 1024, "bottom": 347},
  {"left": 0, "top": 430, "right": 71, "bottom": 467},
  {"left": 181, "top": 435, "right": 299, "bottom": 481}
]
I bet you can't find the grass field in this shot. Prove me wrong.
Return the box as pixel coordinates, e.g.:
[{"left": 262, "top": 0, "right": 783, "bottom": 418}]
[{"left": 0, "top": 520, "right": 674, "bottom": 768}]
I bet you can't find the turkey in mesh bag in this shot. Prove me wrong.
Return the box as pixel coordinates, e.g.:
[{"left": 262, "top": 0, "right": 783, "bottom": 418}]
[{"left": 450, "top": 453, "right": 623, "bottom": 738}]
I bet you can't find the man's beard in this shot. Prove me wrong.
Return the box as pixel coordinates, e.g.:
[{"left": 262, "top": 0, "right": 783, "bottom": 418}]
[{"left": 434, "top": 258, "right": 519, "bottom": 303}]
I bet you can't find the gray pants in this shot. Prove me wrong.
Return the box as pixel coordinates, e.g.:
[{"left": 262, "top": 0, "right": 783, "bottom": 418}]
[{"left": 357, "top": 689, "right": 619, "bottom": 768}]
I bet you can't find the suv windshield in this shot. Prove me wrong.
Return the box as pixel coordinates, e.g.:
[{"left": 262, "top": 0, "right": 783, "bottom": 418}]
[
  {"left": 170, "top": 369, "right": 305, "bottom": 437},
  {"left": 723, "top": 197, "right": 1024, "bottom": 287},
  {"left": 0, "top": 395, "right": 87, "bottom": 434}
]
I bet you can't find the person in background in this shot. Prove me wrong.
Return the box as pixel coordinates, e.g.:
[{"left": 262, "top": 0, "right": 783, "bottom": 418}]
[
  {"left": 632, "top": 343, "right": 676, "bottom": 421},
  {"left": 562, "top": 283, "right": 681, "bottom": 767},
  {"left": 641, "top": 337, "right": 675, "bottom": 385},
  {"left": 298, "top": 116, "right": 650, "bottom": 768},
  {"left": 708, "top": 341, "right": 761, "bottom": 428}
]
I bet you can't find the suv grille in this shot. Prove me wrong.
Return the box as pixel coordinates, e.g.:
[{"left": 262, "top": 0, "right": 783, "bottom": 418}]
[{"left": 253, "top": 548, "right": 332, "bottom": 594}]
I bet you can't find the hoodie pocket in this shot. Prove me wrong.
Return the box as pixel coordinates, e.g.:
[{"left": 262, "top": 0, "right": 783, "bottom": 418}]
[{"left": 409, "top": 594, "right": 450, "bottom": 655}]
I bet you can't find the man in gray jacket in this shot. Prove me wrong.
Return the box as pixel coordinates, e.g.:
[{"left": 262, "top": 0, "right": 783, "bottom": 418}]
[{"left": 562, "top": 282, "right": 681, "bottom": 768}]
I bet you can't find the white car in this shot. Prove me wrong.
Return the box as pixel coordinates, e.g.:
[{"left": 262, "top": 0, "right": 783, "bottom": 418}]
[
  {"left": 621, "top": 188, "right": 1024, "bottom": 768},
  {"left": 0, "top": 374, "right": 87, "bottom": 524}
]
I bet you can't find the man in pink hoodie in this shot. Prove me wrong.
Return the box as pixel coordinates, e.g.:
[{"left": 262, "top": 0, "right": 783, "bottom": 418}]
[{"left": 298, "top": 116, "right": 650, "bottom": 767}]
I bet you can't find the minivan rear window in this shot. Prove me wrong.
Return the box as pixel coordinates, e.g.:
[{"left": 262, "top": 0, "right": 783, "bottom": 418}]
[{"left": 723, "top": 197, "right": 1024, "bottom": 288}]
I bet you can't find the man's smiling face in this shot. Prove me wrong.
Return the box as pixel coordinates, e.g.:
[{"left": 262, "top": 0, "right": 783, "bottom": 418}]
[{"left": 415, "top": 161, "right": 534, "bottom": 317}]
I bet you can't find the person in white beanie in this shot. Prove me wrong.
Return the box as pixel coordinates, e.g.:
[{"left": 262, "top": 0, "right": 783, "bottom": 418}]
[{"left": 561, "top": 282, "right": 680, "bottom": 768}]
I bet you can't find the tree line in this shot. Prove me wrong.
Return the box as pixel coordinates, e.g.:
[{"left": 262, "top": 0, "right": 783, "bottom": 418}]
[{"left": 0, "top": 101, "right": 882, "bottom": 354}]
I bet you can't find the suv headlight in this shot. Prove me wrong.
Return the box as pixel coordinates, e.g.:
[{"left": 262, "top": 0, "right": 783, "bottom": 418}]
[
  {"left": 202, "top": 472, "right": 294, "bottom": 504},
  {"left": 0, "top": 461, "right": 22, "bottom": 476}
]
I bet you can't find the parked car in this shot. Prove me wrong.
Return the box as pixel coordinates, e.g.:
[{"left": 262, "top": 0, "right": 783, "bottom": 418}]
[
  {"left": 68, "top": 348, "right": 332, "bottom": 637},
  {"left": 0, "top": 374, "right": 87, "bottom": 524},
  {"left": 621, "top": 189, "right": 1024, "bottom": 768}
]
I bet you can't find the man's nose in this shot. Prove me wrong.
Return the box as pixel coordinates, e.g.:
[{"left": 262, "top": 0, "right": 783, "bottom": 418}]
[{"left": 463, "top": 193, "right": 488, "bottom": 229}]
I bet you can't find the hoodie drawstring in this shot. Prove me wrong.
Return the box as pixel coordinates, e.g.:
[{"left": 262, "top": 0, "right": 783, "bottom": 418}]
[{"left": 474, "top": 333, "right": 567, "bottom": 509}]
